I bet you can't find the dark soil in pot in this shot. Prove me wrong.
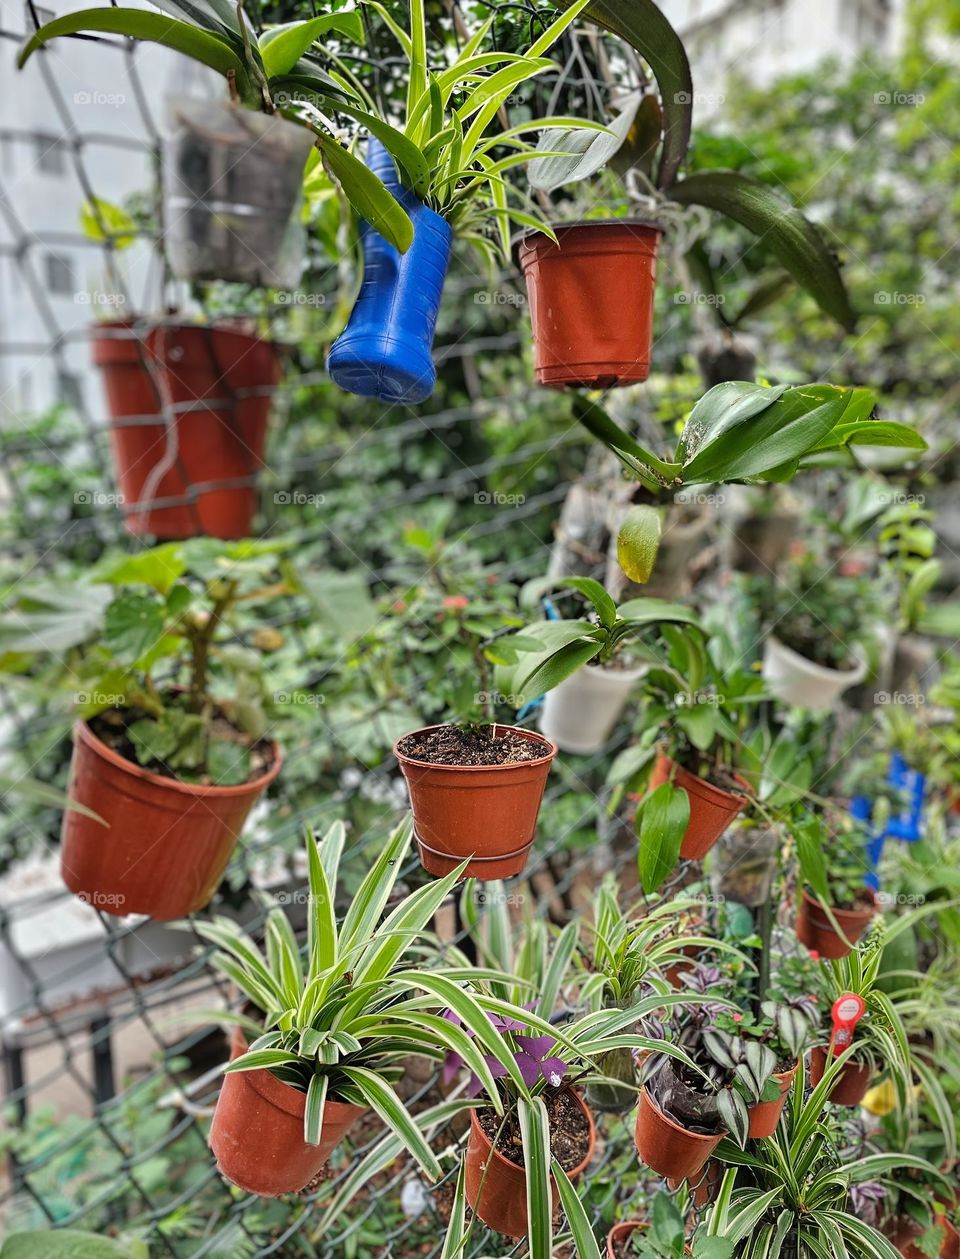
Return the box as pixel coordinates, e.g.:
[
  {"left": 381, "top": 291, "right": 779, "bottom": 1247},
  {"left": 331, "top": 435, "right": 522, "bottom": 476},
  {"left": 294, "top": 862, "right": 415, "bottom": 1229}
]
[
  {"left": 476, "top": 1089, "right": 591, "bottom": 1170},
  {"left": 649, "top": 1057, "right": 725, "bottom": 1135},
  {"left": 395, "top": 724, "right": 544, "bottom": 766}
]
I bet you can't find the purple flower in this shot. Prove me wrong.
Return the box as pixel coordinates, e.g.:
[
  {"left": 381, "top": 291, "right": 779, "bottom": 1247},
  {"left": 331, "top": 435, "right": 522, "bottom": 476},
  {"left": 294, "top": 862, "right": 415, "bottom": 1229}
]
[{"left": 440, "top": 1005, "right": 569, "bottom": 1094}]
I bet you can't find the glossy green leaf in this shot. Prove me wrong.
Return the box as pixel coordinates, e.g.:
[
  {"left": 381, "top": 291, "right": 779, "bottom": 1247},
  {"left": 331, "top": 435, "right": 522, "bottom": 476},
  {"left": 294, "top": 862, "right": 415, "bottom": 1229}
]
[
  {"left": 315, "top": 134, "right": 414, "bottom": 252},
  {"left": 670, "top": 170, "right": 856, "bottom": 331},
  {"left": 304, "top": 1071, "right": 329, "bottom": 1145},
  {"left": 617, "top": 505, "right": 662, "bottom": 584},
  {"left": 519, "top": 1096, "right": 553, "bottom": 1259},
  {"left": 259, "top": 12, "right": 364, "bottom": 76},
  {"left": 637, "top": 781, "right": 690, "bottom": 894},
  {"left": 527, "top": 92, "right": 637, "bottom": 191}
]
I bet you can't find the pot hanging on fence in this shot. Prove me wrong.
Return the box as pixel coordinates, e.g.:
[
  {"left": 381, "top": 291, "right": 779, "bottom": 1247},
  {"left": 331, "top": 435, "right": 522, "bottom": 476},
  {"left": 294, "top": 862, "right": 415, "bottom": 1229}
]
[
  {"left": 464, "top": 1093, "right": 595, "bottom": 1237},
  {"left": 328, "top": 140, "right": 452, "bottom": 405},
  {"left": 808, "top": 1044, "right": 873, "bottom": 1107},
  {"left": 649, "top": 754, "right": 749, "bottom": 861},
  {"left": 539, "top": 662, "right": 646, "bottom": 755},
  {"left": 795, "top": 887, "right": 877, "bottom": 959},
  {"left": 91, "top": 320, "right": 281, "bottom": 539},
  {"left": 394, "top": 725, "right": 556, "bottom": 879},
  {"left": 61, "top": 719, "right": 281, "bottom": 920},
  {"left": 607, "top": 1222, "right": 646, "bottom": 1258},
  {"left": 163, "top": 98, "right": 314, "bottom": 288},
  {"left": 210, "top": 1027, "right": 364, "bottom": 1196},
  {"left": 762, "top": 637, "right": 867, "bottom": 711},
  {"left": 518, "top": 220, "right": 662, "bottom": 390},
  {"left": 634, "top": 1085, "right": 724, "bottom": 1182}
]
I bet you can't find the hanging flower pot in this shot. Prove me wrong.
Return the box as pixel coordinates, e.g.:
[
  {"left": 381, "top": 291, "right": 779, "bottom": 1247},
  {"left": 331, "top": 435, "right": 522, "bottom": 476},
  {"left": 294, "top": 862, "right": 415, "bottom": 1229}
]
[
  {"left": 210, "top": 1027, "right": 364, "bottom": 1196},
  {"left": 649, "top": 754, "right": 749, "bottom": 861},
  {"left": 539, "top": 662, "right": 646, "bottom": 755},
  {"left": 795, "top": 887, "right": 877, "bottom": 959},
  {"left": 328, "top": 140, "right": 453, "bottom": 404},
  {"left": 634, "top": 1084, "right": 724, "bottom": 1182},
  {"left": 586, "top": 1043, "right": 639, "bottom": 1114},
  {"left": 607, "top": 1221, "right": 645, "bottom": 1259},
  {"left": 61, "top": 718, "right": 281, "bottom": 920},
  {"left": 163, "top": 98, "right": 314, "bottom": 288},
  {"left": 667, "top": 1160, "right": 723, "bottom": 1208},
  {"left": 747, "top": 1061, "right": 797, "bottom": 1138},
  {"left": 808, "top": 1044, "right": 873, "bottom": 1107},
  {"left": 762, "top": 637, "right": 867, "bottom": 711},
  {"left": 888, "top": 1217, "right": 960, "bottom": 1259},
  {"left": 394, "top": 724, "right": 556, "bottom": 879},
  {"left": 91, "top": 320, "right": 281, "bottom": 539},
  {"left": 711, "top": 825, "right": 780, "bottom": 908},
  {"left": 518, "top": 221, "right": 662, "bottom": 389},
  {"left": 465, "top": 1091, "right": 595, "bottom": 1237}
]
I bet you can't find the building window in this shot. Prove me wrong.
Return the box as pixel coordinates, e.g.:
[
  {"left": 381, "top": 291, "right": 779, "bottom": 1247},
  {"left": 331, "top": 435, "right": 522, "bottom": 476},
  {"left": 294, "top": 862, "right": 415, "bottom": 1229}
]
[
  {"left": 33, "top": 133, "right": 65, "bottom": 174},
  {"left": 44, "top": 253, "right": 74, "bottom": 296}
]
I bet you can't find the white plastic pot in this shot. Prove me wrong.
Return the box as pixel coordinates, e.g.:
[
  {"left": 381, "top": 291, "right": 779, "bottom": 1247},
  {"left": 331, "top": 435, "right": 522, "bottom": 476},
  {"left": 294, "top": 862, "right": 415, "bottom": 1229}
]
[
  {"left": 762, "top": 637, "right": 866, "bottom": 711},
  {"left": 539, "top": 663, "right": 645, "bottom": 754}
]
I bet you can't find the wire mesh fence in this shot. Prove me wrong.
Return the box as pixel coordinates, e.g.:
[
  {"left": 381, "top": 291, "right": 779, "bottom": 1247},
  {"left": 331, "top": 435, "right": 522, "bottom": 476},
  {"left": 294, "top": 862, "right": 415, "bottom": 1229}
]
[{"left": 0, "top": 3, "right": 733, "bottom": 1254}]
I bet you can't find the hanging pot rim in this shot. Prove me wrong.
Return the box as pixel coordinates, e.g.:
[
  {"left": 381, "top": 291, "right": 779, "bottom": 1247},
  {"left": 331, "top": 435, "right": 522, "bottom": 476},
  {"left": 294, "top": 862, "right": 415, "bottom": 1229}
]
[
  {"left": 393, "top": 723, "right": 557, "bottom": 773},
  {"left": 74, "top": 717, "right": 282, "bottom": 799},
  {"left": 765, "top": 635, "right": 868, "bottom": 685}
]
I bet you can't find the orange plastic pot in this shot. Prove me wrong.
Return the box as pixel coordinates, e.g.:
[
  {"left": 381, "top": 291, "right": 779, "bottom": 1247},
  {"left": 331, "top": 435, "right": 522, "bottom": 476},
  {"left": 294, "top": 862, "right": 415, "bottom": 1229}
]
[
  {"left": 394, "top": 725, "right": 557, "bottom": 879},
  {"left": 809, "top": 1044, "right": 873, "bottom": 1106},
  {"left": 747, "top": 1062, "right": 798, "bottom": 1139},
  {"left": 518, "top": 221, "right": 662, "bottom": 390},
  {"left": 91, "top": 321, "right": 281, "bottom": 539},
  {"left": 668, "top": 1160, "right": 722, "bottom": 1208},
  {"left": 649, "top": 754, "right": 749, "bottom": 861},
  {"left": 634, "top": 1085, "right": 724, "bottom": 1181},
  {"left": 795, "top": 887, "right": 877, "bottom": 959},
  {"left": 465, "top": 1092, "right": 595, "bottom": 1237},
  {"left": 61, "top": 719, "right": 281, "bottom": 920},
  {"left": 210, "top": 1027, "right": 364, "bottom": 1196},
  {"left": 607, "top": 1222, "right": 645, "bottom": 1258},
  {"left": 889, "top": 1216, "right": 959, "bottom": 1259}
]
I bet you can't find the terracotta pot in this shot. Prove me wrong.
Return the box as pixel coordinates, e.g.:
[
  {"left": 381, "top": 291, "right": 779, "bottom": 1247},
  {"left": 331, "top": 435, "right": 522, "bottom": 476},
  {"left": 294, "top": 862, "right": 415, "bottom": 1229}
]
[
  {"left": 465, "top": 1092, "right": 596, "bottom": 1237},
  {"left": 888, "top": 1216, "right": 959, "bottom": 1259},
  {"left": 747, "top": 1062, "right": 797, "bottom": 1139},
  {"left": 809, "top": 1044, "right": 873, "bottom": 1106},
  {"left": 634, "top": 1085, "right": 724, "bottom": 1181},
  {"left": 91, "top": 321, "right": 281, "bottom": 539},
  {"left": 394, "top": 725, "right": 557, "bottom": 879},
  {"left": 210, "top": 1027, "right": 364, "bottom": 1196},
  {"left": 795, "top": 887, "right": 877, "bottom": 959},
  {"left": 649, "top": 754, "right": 749, "bottom": 861},
  {"left": 61, "top": 719, "right": 281, "bottom": 920},
  {"left": 664, "top": 942, "right": 700, "bottom": 989},
  {"left": 518, "top": 221, "right": 662, "bottom": 390},
  {"left": 607, "top": 1221, "right": 645, "bottom": 1258}
]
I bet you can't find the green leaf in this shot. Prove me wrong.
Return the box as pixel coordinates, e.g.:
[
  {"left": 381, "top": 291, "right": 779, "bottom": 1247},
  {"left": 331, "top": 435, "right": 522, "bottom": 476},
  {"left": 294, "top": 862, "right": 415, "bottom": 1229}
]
[
  {"left": 94, "top": 544, "right": 186, "bottom": 594},
  {"left": 17, "top": 8, "right": 245, "bottom": 86},
  {"left": 515, "top": 637, "right": 605, "bottom": 705},
  {"left": 315, "top": 134, "right": 413, "bottom": 253},
  {"left": 527, "top": 92, "right": 637, "bottom": 191},
  {"left": 637, "top": 782, "right": 690, "bottom": 894},
  {"left": 557, "top": 0, "right": 691, "bottom": 188},
  {"left": 259, "top": 12, "right": 364, "bottom": 76},
  {"left": 206, "top": 737, "right": 250, "bottom": 785},
  {"left": 224, "top": 1048, "right": 303, "bottom": 1073},
  {"left": 519, "top": 1096, "right": 553, "bottom": 1259},
  {"left": 128, "top": 711, "right": 205, "bottom": 771},
  {"left": 341, "top": 1066, "right": 441, "bottom": 1181},
  {"left": 617, "top": 505, "right": 662, "bottom": 584},
  {"left": 80, "top": 197, "right": 137, "bottom": 249},
  {"left": 304, "top": 1071, "right": 329, "bottom": 1146},
  {"left": 683, "top": 385, "right": 862, "bottom": 484},
  {"left": 1, "top": 1232, "right": 148, "bottom": 1259},
  {"left": 103, "top": 593, "right": 166, "bottom": 663},
  {"left": 334, "top": 104, "right": 431, "bottom": 197},
  {"left": 670, "top": 170, "right": 856, "bottom": 331},
  {"left": 553, "top": 1160, "right": 601, "bottom": 1259}
]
